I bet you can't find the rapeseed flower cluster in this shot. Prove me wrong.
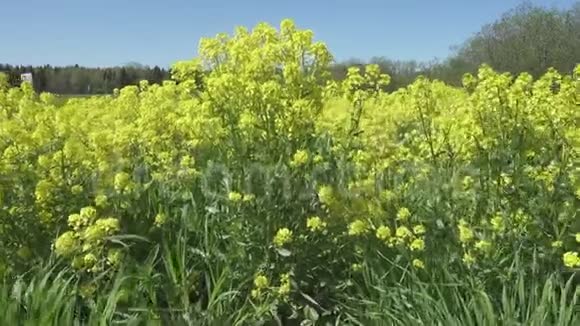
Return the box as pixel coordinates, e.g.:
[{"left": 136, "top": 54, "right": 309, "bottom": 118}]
[
  {"left": 114, "top": 172, "right": 133, "bottom": 193},
  {"left": 273, "top": 228, "right": 293, "bottom": 247},
  {"left": 290, "top": 149, "right": 309, "bottom": 167},
  {"left": 412, "top": 259, "right": 425, "bottom": 269},
  {"left": 54, "top": 206, "right": 121, "bottom": 272},
  {"left": 277, "top": 273, "right": 291, "bottom": 297},
  {"left": 375, "top": 225, "right": 391, "bottom": 242},
  {"left": 251, "top": 273, "right": 269, "bottom": 299},
  {"left": 348, "top": 220, "right": 368, "bottom": 236},
  {"left": 306, "top": 216, "right": 327, "bottom": 232},
  {"left": 563, "top": 252, "right": 580, "bottom": 268},
  {"left": 228, "top": 191, "right": 243, "bottom": 202},
  {"left": 154, "top": 213, "right": 167, "bottom": 227},
  {"left": 318, "top": 185, "right": 334, "bottom": 205},
  {"left": 458, "top": 219, "right": 474, "bottom": 244},
  {"left": 396, "top": 207, "right": 411, "bottom": 221}
]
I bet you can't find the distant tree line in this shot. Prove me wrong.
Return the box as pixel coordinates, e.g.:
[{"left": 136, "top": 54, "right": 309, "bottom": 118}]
[
  {"left": 431, "top": 2, "right": 580, "bottom": 83},
  {"left": 329, "top": 58, "right": 430, "bottom": 92},
  {"left": 1, "top": 2, "right": 578, "bottom": 94},
  {"left": 0, "top": 63, "right": 169, "bottom": 94},
  {"left": 331, "top": 2, "right": 580, "bottom": 90}
]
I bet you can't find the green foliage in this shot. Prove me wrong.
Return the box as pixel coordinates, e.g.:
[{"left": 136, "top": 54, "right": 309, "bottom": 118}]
[
  {"left": 429, "top": 2, "right": 580, "bottom": 84},
  {"left": 0, "top": 19, "right": 578, "bottom": 324}
]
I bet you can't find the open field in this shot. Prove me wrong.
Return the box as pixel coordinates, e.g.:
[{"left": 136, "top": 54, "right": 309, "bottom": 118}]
[{"left": 0, "top": 20, "right": 579, "bottom": 325}]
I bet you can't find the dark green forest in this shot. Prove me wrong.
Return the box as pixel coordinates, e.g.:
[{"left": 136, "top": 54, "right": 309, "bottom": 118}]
[
  {"left": 2, "top": 2, "right": 579, "bottom": 94},
  {"left": 0, "top": 63, "right": 169, "bottom": 95}
]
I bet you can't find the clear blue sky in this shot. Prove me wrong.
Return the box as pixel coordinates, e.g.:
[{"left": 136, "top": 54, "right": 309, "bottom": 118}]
[{"left": 0, "top": 0, "right": 575, "bottom": 68}]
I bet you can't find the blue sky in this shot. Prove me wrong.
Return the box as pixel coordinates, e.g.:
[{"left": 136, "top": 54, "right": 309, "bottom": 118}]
[{"left": 0, "top": 0, "right": 575, "bottom": 68}]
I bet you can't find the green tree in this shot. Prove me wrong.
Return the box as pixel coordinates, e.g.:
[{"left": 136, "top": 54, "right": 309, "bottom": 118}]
[{"left": 452, "top": 2, "right": 580, "bottom": 78}]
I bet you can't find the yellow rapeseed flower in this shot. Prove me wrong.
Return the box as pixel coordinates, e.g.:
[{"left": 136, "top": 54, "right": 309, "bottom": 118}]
[
  {"left": 94, "top": 217, "right": 120, "bottom": 233},
  {"left": 278, "top": 273, "right": 291, "bottom": 296},
  {"left": 278, "top": 282, "right": 291, "bottom": 296},
  {"left": 290, "top": 149, "right": 309, "bottom": 167},
  {"left": 95, "top": 194, "right": 108, "bottom": 207},
  {"left": 254, "top": 274, "right": 269, "bottom": 289},
  {"left": 34, "top": 179, "right": 53, "bottom": 202},
  {"left": 413, "top": 225, "right": 426, "bottom": 235},
  {"left": 107, "top": 249, "right": 123, "bottom": 267},
  {"left": 380, "top": 189, "right": 395, "bottom": 202},
  {"left": 80, "top": 206, "right": 97, "bottom": 220},
  {"left": 395, "top": 226, "right": 412, "bottom": 239},
  {"left": 228, "top": 191, "right": 242, "bottom": 202},
  {"left": 273, "top": 228, "right": 293, "bottom": 247},
  {"left": 458, "top": 220, "right": 474, "bottom": 244},
  {"left": 463, "top": 252, "right": 476, "bottom": 266},
  {"left": 306, "top": 216, "right": 327, "bottom": 232},
  {"left": 462, "top": 176, "right": 474, "bottom": 189},
  {"left": 513, "top": 209, "right": 531, "bottom": 227},
  {"left": 376, "top": 225, "right": 391, "bottom": 241},
  {"left": 154, "top": 213, "right": 167, "bottom": 227},
  {"left": 563, "top": 251, "right": 580, "bottom": 268},
  {"left": 409, "top": 238, "right": 425, "bottom": 251},
  {"left": 318, "top": 185, "right": 334, "bottom": 205},
  {"left": 39, "top": 210, "right": 53, "bottom": 225},
  {"left": 251, "top": 289, "right": 261, "bottom": 299},
  {"left": 54, "top": 231, "right": 78, "bottom": 257},
  {"left": 68, "top": 214, "right": 84, "bottom": 230},
  {"left": 82, "top": 225, "right": 106, "bottom": 242},
  {"left": 83, "top": 253, "right": 98, "bottom": 268},
  {"left": 242, "top": 193, "right": 255, "bottom": 202},
  {"left": 474, "top": 240, "right": 492, "bottom": 253},
  {"left": 114, "top": 172, "right": 131, "bottom": 192},
  {"left": 397, "top": 207, "right": 411, "bottom": 221},
  {"left": 412, "top": 259, "right": 425, "bottom": 269},
  {"left": 490, "top": 213, "right": 505, "bottom": 232},
  {"left": 348, "top": 220, "right": 368, "bottom": 236}
]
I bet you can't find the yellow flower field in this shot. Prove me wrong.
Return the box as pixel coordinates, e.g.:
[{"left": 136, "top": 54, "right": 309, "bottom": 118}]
[{"left": 0, "top": 19, "right": 578, "bottom": 324}]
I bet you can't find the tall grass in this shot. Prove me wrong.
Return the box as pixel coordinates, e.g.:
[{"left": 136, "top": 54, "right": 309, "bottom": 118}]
[{"left": 2, "top": 255, "right": 577, "bottom": 325}]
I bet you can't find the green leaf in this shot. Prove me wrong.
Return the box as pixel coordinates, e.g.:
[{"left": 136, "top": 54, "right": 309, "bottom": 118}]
[
  {"left": 276, "top": 248, "right": 292, "bottom": 257},
  {"left": 304, "top": 305, "right": 319, "bottom": 322}
]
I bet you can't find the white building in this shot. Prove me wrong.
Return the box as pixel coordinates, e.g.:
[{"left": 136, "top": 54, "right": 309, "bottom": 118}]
[{"left": 20, "top": 72, "right": 33, "bottom": 84}]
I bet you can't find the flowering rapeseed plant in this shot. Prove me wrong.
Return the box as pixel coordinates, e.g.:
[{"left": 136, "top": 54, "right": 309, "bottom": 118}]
[
  {"left": 563, "top": 252, "right": 580, "bottom": 268},
  {"left": 412, "top": 259, "right": 425, "bottom": 269},
  {"left": 273, "top": 228, "right": 293, "bottom": 247},
  {"left": 348, "top": 220, "right": 368, "bottom": 236},
  {"left": 290, "top": 150, "right": 309, "bottom": 167},
  {"left": 0, "top": 18, "right": 578, "bottom": 322},
  {"left": 228, "top": 192, "right": 243, "bottom": 202},
  {"left": 306, "top": 216, "right": 327, "bottom": 232},
  {"left": 376, "top": 225, "right": 391, "bottom": 241}
]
